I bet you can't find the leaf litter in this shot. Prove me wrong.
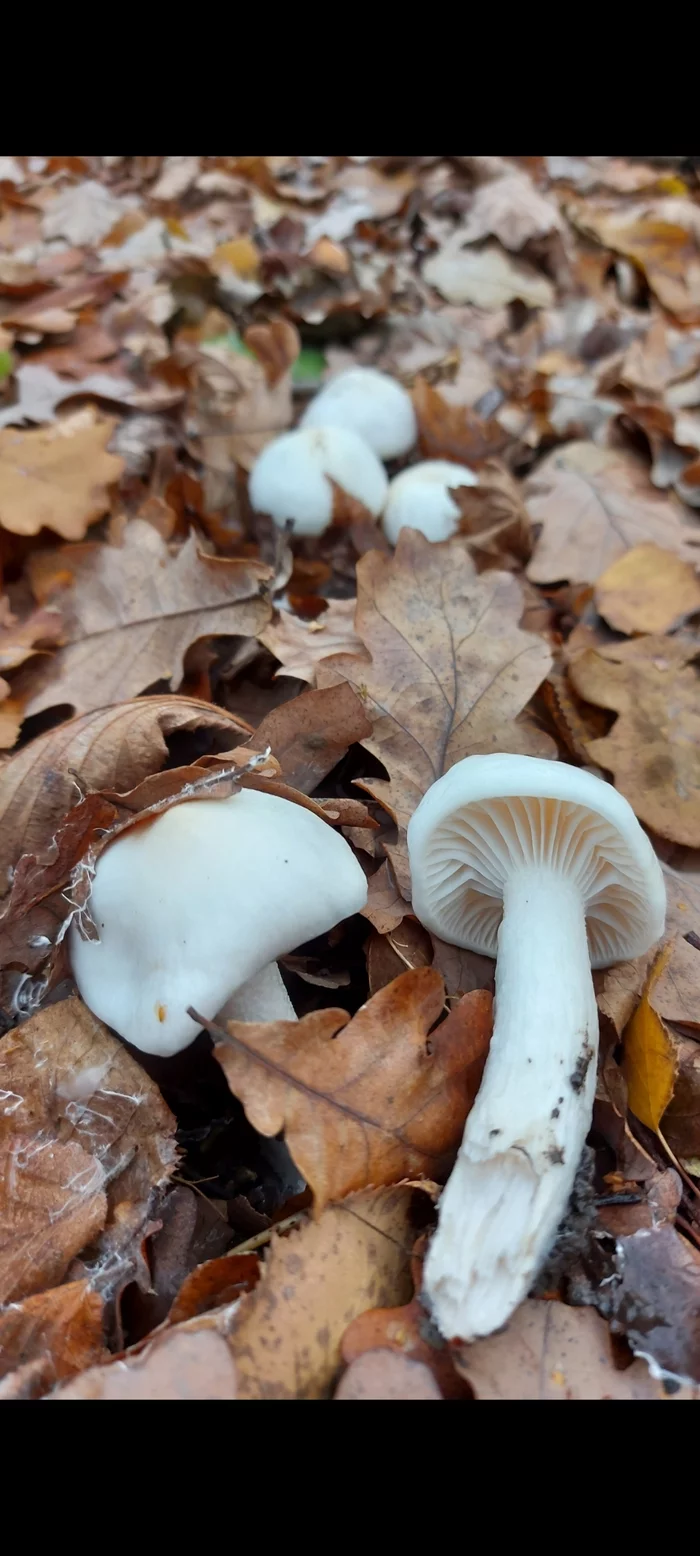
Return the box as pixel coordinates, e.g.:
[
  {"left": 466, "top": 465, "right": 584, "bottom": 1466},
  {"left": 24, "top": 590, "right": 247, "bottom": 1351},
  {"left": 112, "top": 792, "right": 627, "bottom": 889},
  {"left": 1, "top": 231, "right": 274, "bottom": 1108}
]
[{"left": 0, "top": 152, "right": 700, "bottom": 1399}]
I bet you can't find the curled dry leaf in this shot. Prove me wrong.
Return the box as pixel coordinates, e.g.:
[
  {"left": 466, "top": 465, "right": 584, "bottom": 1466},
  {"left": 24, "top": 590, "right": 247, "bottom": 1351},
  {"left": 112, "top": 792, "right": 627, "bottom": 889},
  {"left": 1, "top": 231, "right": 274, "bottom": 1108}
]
[
  {"left": 0, "top": 410, "right": 124, "bottom": 539},
  {"left": 452, "top": 1297, "right": 698, "bottom": 1399},
  {"left": 212, "top": 968, "right": 493, "bottom": 1211},
  {"left": 362, "top": 858, "right": 411, "bottom": 934},
  {"left": 54, "top": 1185, "right": 424, "bottom": 1401},
  {"left": 260, "top": 598, "right": 366, "bottom": 683},
  {"left": 318, "top": 529, "right": 553, "bottom": 884},
  {"left": 0, "top": 695, "right": 252, "bottom": 898},
  {"left": 0, "top": 1278, "right": 105, "bottom": 1393},
  {"left": 245, "top": 681, "right": 372, "bottom": 793},
  {"left": 19, "top": 521, "right": 273, "bottom": 718},
  {"left": 594, "top": 543, "right": 700, "bottom": 636},
  {"left": 526, "top": 442, "right": 700, "bottom": 586},
  {"left": 569, "top": 634, "right": 700, "bottom": 847},
  {"left": 571, "top": 200, "right": 700, "bottom": 325},
  {"left": 0, "top": 996, "right": 177, "bottom": 1305}
]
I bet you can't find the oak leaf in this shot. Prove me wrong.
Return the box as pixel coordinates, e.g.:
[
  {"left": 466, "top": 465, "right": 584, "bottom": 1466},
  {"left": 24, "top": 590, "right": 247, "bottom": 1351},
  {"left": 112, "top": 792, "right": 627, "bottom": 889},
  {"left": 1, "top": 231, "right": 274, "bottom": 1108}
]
[
  {"left": 423, "top": 240, "right": 554, "bottom": 310},
  {"left": 0, "top": 410, "right": 124, "bottom": 539},
  {"left": 212, "top": 968, "right": 493, "bottom": 1212},
  {"left": 245, "top": 682, "right": 372, "bottom": 793},
  {"left": 594, "top": 543, "right": 700, "bottom": 635},
  {"left": 412, "top": 377, "right": 509, "bottom": 465},
  {"left": 569, "top": 634, "right": 700, "bottom": 846},
  {"left": 526, "top": 442, "right": 700, "bottom": 585},
  {"left": 458, "top": 168, "right": 565, "bottom": 251},
  {"left": 260, "top": 598, "right": 366, "bottom": 683},
  {"left": 19, "top": 521, "right": 272, "bottom": 718}
]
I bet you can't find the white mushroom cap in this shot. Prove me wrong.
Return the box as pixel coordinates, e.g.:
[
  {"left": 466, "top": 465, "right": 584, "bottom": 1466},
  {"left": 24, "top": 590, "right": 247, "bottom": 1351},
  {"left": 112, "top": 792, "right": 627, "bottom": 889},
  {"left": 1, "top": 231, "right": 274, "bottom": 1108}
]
[
  {"left": 248, "top": 425, "right": 388, "bottom": 537},
  {"left": 382, "top": 460, "right": 478, "bottom": 546},
  {"left": 70, "top": 788, "right": 367, "bottom": 1057},
  {"left": 408, "top": 754, "right": 666, "bottom": 968},
  {"left": 301, "top": 367, "right": 417, "bottom": 460}
]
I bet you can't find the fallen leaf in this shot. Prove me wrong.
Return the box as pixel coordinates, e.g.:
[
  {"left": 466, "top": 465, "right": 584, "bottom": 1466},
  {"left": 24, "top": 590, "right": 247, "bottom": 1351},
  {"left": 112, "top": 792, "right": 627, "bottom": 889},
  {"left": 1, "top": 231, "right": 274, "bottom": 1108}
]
[
  {"left": 424, "top": 240, "right": 554, "bottom": 310},
  {"left": 0, "top": 695, "right": 252, "bottom": 897},
  {"left": 366, "top": 918, "right": 433, "bottom": 995},
  {"left": 0, "top": 1278, "right": 105, "bottom": 1389},
  {"left": 334, "top": 1350, "right": 444, "bottom": 1399},
  {"left": 0, "top": 410, "right": 124, "bottom": 539},
  {"left": 526, "top": 442, "right": 700, "bottom": 585},
  {"left": 18, "top": 521, "right": 272, "bottom": 717},
  {"left": 594, "top": 544, "right": 700, "bottom": 635},
  {"left": 412, "top": 377, "right": 509, "bottom": 465},
  {"left": 612, "top": 1224, "right": 700, "bottom": 1384},
  {"left": 53, "top": 1324, "right": 240, "bottom": 1400},
  {"left": 0, "top": 363, "right": 135, "bottom": 430},
  {"left": 662, "top": 1034, "right": 700, "bottom": 1160},
  {"left": 191, "top": 334, "right": 296, "bottom": 487},
  {"left": 572, "top": 202, "right": 700, "bottom": 324},
  {"left": 245, "top": 682, "right": 372, "bottom": 793},
  {"left": 150, "top": 156, "right": 201, "bottom": 203},
  {"left": 260, "top": 599, "right": 366, "bottom": 683},
  {"left": 41, "top": 180, "right": 128, "bottom": 246},
  {"left": 168, "top": 1251, "right": 260, "bottom": 1325},
  {"left": 0, "top": 996, "right": 176, "bottom": 1303},
  {"left": 340, "top": 1292, "right": 470, "bottom": 1399},
  {"left": 569, "top": 635, "right": 700, "bottom": 846},
  {"left": 212, "top": 969, "right": 493, "bottom": 1212},
  {"left": 453, "top": 1296, "right": 698, "bottom": 1399},
  {"left": 429, "top": 935, "right": 495, "bottom": 999},
  {"left": 318, "top": 530, "right": 553, "bottom": 865},
  {"left": 623, "top": 944, "right": 679, "bottom": 1131},
  {"left": 362, "top": 859, "right": 410, "bottom": 934},
  {"left": 0, "top": 604, "right": 63, "bottom": 671},
  {"left": 458, "top": 168, "right": 564, "bottom": 251}
]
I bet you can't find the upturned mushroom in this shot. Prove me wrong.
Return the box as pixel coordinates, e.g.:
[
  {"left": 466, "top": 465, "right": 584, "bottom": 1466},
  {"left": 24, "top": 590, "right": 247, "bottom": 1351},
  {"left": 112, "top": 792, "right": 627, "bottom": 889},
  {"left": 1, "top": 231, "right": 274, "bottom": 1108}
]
[
  {"left": 70, "top": 787, "right": 367, "bottom": 1057},
  {"left": 301, "top": 367, "right": 417, "bottom": 460},
  {"left": 407, "top": 754, "right": 665, "bottom": 1341},
  {"left": 248, "top": 425, "right": 388, "bottom": 536},
  {"left": 382, "top": 459, "right": 478, "bottom": 545}
]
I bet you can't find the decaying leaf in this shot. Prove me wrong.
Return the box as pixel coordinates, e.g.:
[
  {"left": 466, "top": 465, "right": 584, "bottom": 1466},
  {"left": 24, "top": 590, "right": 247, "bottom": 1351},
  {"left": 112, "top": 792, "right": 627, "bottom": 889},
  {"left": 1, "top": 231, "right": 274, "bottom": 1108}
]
[
  {"left": 0, "top": 695, "right": 252, "bottom": 896},
  {"left": 0, "top": 1278, "right": 105, "bottom": 1391},
  {"left": 212, "top": 969, "right": 493, "bottom": 1211},
  {"left": 340, "top": 1292, "right": 470, "bottom": 1400},
  {"left": 334, "top": 1350, "right": 444, "bottom": 1399},
  {"left": 424, "top": 240, "right": 554, "bottom": 310},
  {"left": 612, "top": 1224, "right": 700, "bottom": 1385},
  {"left": 244, "top": 682, "right": 372, "bottom": 793},
  {"left": 0, "top": 410, "right": 124, "bottom": 539},
  {"left": 458, "top": 167, "right": 565, "bottom": 251},
  {"left": 412, "top": 377, "right": 509, "bottom": 466},
  {"left": 453, "top": 1296, "right": 699, "bottom": 1399},
  {"left": 569, "top": 635, "right": 700, "bottom": 846},
  {"left": 319, "top": 530, "right": 553, "bottom": 875},
  {"left": 571, "top": 201, "right": 700, "bottom": 324},
  {"left": 260, "top": 599, "right": 366, "bottom": 683},
  {"left": 19, "top": 522, "right": 272, "bottom": 717},
  {"left": 622, "top": 943, "right": 678, "bottom": 1132},
  {"left": 526, "top": 442, "right": 700, "bottom": 585},
  {"left": 0, "top": 996, "right": 177, "bottom": 1304},
  {"left": 594, "top": 544, "right": 700, "bottom": 635}
]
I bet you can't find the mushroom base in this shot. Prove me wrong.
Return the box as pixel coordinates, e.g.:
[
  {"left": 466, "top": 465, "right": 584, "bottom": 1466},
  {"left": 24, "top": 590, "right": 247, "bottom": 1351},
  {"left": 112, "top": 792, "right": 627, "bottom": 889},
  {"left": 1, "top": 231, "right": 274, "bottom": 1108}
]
[{"left": 424, "top": 866, "right": 599, "bottom": 1342}]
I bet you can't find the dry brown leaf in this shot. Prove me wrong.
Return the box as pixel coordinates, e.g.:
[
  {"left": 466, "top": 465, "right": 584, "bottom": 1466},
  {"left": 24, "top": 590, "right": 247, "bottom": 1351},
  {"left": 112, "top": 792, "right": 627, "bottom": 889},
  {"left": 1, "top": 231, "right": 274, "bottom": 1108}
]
[
  {"left": 0, "top": 1278, "right": 105, "bottom": 1390},
  {"left": 244, "top": 318, "right": 300, "bottom": 389},
  {"left": 622, "top": 943, "right": 679, "bottom": 1132},
  {"left": 424, "top": 240, "right": 555, "bottom": 310},
  {"left": 594, "top": 544, "right": 700, "bottom": 636},
  {"left": 0, "top": 996, "right": 177, "bottom": 1304},
  {"left": 260, "top": 599, "right": 366, "bottom": 684},
  {"left": 245, "top": 682, "right": 372, "bottom": 793},
  {"left": 54, "top": 1185, "right": 423, "bottom": 1400},
  {"left": 334, "top": 1350, "right": 444, "bottom": 1399},
  {"left": 318, "top": 530, "right": 553, "bottom": 870},
  {"left": 569, "top": 635, "right": 700, "bottom": 846},
  {"left": 459, "top": 168, "right": 564, "bottom": 251},
  {"left": 362, "top": 859, "right": 411, "bottom": 934},
  {"left": 526, "top": 442, "right": 700, "bottom": 586},
  {"left": 213, "top": 969, "right": 492, "bottom": 1211},
  {"left": 0, "top": 410, "right": 124, "bottom": 539},
  {"left": 0, "top": 604, "right": 64, "bottom": 672},
  {"left": 366, "top": 918, "right": 433, "bottom": 996},
  {"left": 663, "top": 1033, "right": 700, "bottom": 1160},
  {"left": 340, "top": 1292, "right": 471, "bottom": 1400},
  {"left": 0, "top": 363, "right": 134, "bottom": 431},
  {"left": 412, "top": 378, "right": 509, "bottom": 466},
  {"left": 0, "top": 695, "right": 252, "bottom": 898},
  {"left": 611, "top": 1224, "right": 700, "bottom": 1385},
  {"left": 453, "top": 1297, "right": 698, "bottom": 1399},
  {"left": 429, "top": 935, "right": 496, "bottom": 1000},
  {"left": 191, "top": 334, "right": 296, "bottom": 482},
  {"left": 18, "top": 522, "right": 272, "bottom": 718},
  {"left": 572, "top": 202, "right": 700, "bottom": 324}
]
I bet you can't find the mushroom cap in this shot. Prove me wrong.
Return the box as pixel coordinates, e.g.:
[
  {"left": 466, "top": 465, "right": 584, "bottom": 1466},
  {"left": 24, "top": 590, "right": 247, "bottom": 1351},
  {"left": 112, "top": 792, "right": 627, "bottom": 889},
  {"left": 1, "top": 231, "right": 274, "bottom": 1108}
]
[
  {"left": 301, "top": 367, "right": 417, "bottom": 460},
  {"left": 382, "top": 460, "right": 478, "bottom": 546},
  {"left": 248, "top": 425, "right": 388, "bottom": 536},
  {"left": 408, "top": 754, "right": 666, "bottom": 969},
  {"left": 70, "top": 788, "right": 368, "bottom": 1057}
]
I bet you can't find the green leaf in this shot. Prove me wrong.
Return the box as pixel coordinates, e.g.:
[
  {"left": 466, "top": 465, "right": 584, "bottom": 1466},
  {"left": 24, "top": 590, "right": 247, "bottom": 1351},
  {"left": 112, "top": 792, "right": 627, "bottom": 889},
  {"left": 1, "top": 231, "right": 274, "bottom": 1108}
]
[
  {"left": 292, "top": 347, "right": 327, "bottom": 385},
  {"left": 0, "top": 350, "right": 13, "bottom": 382}
]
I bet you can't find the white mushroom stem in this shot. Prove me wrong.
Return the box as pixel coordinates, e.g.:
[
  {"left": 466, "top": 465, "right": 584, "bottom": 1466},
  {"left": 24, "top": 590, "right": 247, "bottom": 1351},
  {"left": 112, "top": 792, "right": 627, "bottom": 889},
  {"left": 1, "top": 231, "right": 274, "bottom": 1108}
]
[
  {"left": 424, "top": 866, "right": 599, "bottom": 1342},
  {"left": 217, "top": 962, "right": 297, "bottom": 1023}
]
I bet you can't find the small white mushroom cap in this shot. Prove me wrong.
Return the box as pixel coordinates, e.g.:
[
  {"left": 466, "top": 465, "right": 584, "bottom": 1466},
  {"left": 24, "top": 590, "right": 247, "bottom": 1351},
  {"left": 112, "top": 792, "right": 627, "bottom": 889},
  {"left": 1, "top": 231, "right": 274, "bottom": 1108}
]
[
  {"left": 408, "top": 753, "right": 666, "bottom": 965},
  {"left": 301, "top": 367, "right": 417, "bottom": 460},
  {"left": 382, "top": 460, "right": 478, "bottom": 546},
  {"left": 70, "top": 788, "right": 367, "bottom": 1058},
  {"left": 248, "top": 425, "right": 388, "bottom": 536}
]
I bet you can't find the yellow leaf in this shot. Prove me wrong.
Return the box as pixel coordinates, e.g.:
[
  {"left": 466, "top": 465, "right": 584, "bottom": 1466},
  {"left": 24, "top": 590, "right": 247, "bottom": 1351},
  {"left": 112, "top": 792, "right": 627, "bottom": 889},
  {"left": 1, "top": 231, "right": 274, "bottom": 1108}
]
[{"left": 623, "top": 943, "right": 678, "bottom": 1130}]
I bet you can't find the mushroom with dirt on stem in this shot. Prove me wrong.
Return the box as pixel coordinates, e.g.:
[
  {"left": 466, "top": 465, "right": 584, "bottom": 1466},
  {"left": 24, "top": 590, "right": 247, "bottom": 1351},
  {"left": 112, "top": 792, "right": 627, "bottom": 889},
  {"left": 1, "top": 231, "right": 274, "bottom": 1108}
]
[
  {"left": 248, "top": 425, "right": 388, "bottom": 537},
  {"left": 407, "top": 753, "right": 666, "bottom": 1342},
  {"left": 69, "top": 786, "right": 368, "bottom": 1057},
  {"left": 301, "top": 366, "right": 417, "bottom": 460},
  {"left": 382, "top": 459, "right": 478, "bottom": 545}
]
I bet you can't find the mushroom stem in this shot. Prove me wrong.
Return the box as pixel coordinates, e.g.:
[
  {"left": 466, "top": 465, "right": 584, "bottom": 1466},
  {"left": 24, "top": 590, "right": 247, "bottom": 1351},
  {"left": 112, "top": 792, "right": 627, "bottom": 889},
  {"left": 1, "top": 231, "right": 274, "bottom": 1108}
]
[
  {"left": 217, "top": 962, "right": 296, "bottom": 1024},
  {"left": 424, "top": 866, "right": 599, "bottom": 1341}
]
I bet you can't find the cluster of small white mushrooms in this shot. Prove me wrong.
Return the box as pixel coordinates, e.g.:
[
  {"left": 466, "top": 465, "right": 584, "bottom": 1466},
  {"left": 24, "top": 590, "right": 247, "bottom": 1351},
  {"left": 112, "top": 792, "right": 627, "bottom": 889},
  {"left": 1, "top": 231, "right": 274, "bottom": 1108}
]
[
  {"left": 407, "top": 753, "right": 666, "bottom": 1343},
  {"left": 70, "top": 788, "right": 368, "bottom": 1057},
  {"left": 248, "top": 365, "right": 479, "bottom": 544}
]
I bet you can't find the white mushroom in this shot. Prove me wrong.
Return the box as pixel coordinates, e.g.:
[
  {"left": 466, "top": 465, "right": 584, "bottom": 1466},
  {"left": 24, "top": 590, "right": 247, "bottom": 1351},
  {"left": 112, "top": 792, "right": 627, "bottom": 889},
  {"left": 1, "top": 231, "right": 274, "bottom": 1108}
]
[
  {"left": 407, "top": 754, "right": 666, "bottom": 1342},
  {"left": 70, "top": 788, "right": 367, "bottom": 1057},
  {"left": 301, "top": 367, "right": 417, "bottom": 460},
  {"left": 248, "top": 425, "right": 388, "bottom": 537},
  {"left": 382, "top": 459, "right": 478, "bottom": 545}
]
